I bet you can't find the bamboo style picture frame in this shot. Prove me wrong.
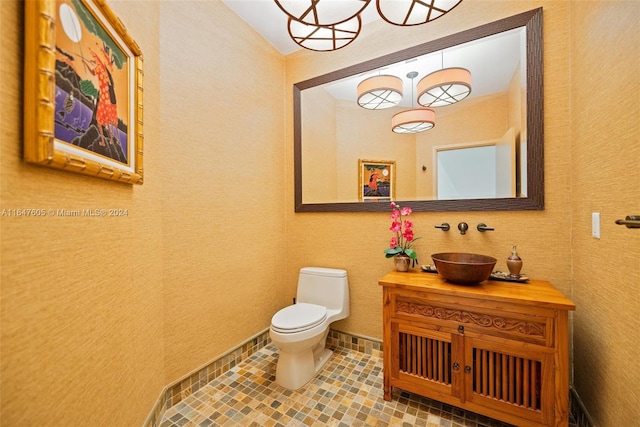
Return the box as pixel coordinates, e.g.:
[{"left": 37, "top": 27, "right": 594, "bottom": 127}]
[
  {"left": 24, "top": 0, "right": 144, "bottom": 184},
  {"left": 358, "top": 159, "right": 395, "bottom": 202}
]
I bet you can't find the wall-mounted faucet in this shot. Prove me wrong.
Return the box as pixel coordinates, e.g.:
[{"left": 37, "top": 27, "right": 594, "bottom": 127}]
[
  {"left": 477, "top": 223, "right": 495, "bottom": 232},
  {"left": 458, "top": 222, "right": 469, "bottom": 235},
  {"left": 434, "top": 223, "right": 450, "bottom": 231}
]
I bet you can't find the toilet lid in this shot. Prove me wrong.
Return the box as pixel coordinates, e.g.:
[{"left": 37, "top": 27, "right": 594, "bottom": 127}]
[{"left": 271, "top": 303, "right": 327, "bottom": 333}]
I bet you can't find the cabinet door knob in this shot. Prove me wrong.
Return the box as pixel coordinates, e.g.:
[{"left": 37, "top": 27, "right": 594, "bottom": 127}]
[
  {"left": 465, "top": 365, "right": 472, "bottom": 374},
  {"left": 458, "top": 325, "right": 464, "bottom": 335},
  {"left": 453, "top": 362, "right": 460, "bottom": 371}
]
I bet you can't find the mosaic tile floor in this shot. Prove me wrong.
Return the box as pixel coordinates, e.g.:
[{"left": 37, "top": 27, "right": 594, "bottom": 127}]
[{"left": 161, "top": 345, "right": 575, "bottom": 427}]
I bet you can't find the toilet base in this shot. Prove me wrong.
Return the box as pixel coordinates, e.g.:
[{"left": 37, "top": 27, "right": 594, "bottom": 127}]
[
  {"left": 315, "top": 347, "right": 333, "bottom": 372},
  {"left": 274, "top": 341, "right": 333, "bottom": 390}
]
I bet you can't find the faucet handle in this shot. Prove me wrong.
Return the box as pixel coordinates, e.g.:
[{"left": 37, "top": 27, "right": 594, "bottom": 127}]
[
  {"left": 434, "top": 223, "right": 450, "bottom": 231},
  {"left": 477, "top": 223, "right": 495, "bottom": 232}
]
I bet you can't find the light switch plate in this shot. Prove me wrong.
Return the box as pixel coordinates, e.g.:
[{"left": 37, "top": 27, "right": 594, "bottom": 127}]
[{"left": 592, "top": 212, "right": 601, "bottom": 239}]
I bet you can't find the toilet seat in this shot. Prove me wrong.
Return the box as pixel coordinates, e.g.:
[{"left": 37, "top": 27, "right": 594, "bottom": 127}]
[{"left": 271, "top": 303, "right": 327, "bottom": 334}]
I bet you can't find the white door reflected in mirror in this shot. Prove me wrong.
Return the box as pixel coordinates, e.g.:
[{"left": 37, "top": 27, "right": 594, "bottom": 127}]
[{"left": 435, "top": 128, "right": 518, "bottom": 200}]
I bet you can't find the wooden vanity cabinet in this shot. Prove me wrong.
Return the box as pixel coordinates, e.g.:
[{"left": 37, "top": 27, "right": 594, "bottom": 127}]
[{"left": 380, "top": 271, "right": 575, "bottom": 427}]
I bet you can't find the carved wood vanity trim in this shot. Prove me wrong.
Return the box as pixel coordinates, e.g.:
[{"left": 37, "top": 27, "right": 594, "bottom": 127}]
[
  {"left": 395, "top": 297, "right": 549, "bottom": 345},
  {"left": 380, "top": 271, "right": 575, "bottom": 427}
]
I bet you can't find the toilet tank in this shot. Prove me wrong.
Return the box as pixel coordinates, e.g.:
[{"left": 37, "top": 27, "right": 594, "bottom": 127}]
[{"left": 297, "top": 267, "right": 349, "bottom": 313}]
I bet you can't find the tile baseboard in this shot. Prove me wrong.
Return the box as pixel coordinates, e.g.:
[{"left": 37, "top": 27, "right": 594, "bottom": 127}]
[
  {"left": 326, "top": 329, "right": 383, "bottom": 358},
  {"left": 143, "top": 329, "right": 271, "bottom": 427}
]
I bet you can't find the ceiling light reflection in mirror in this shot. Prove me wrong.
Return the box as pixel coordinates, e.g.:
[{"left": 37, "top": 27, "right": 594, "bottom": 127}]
[
  {"left": 300, "top": 26, "right": 527, "bottom": 204},
  {"left": 391, "top": 71, "right": 435, "bottom": 134},
  {"left": 417, "top": 67, "right": 472, "bottom": 107},
  {"left": 357, "top": 75, "right": 403, "bottom": 110},
  {"left": 323, "top": 28, "right": 523, "bottom": 111}
]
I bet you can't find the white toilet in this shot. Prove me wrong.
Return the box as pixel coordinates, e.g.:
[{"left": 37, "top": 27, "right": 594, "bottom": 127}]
[{"left": 269, "top": 267, "right": 349, "bottom": 390}]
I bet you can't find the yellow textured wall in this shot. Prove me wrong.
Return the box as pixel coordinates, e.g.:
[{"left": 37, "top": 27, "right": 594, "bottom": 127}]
[
  {"left": 158, "top": 0, "right": 286, "bottom": 384},
  {"left": 1, "top": 1, "right": 164, "bottom": 425},
  {"left": 302, "top": 87, "right": 338, "bottom": 203},
  {"left": 1, "top": 0, "right": 286, "bottom": 425},
  {"left": 506, "top": 64, "right": 527, "bottom": 196},
  {"left": 570, "top": 1, "right": 640, "bottom": 425}
]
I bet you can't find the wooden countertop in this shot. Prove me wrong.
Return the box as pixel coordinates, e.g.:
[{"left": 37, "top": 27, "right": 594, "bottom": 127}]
[{"left": 379, "top": 270, "right": 575, "bottom": 311}]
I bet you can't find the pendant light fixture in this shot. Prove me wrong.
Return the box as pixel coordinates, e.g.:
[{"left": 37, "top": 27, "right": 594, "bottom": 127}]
[
  {"left": 357, "top": 75, "right": 403, "bottom": 110},
  {"left": 273, "top": 0, "right": 464, "bottom": 52},
  {"left": 391, "top": 71, "right": 435, "bottom": 134},
  {"left": 288, "top": 15, "right": 361, "bottom": 51},
  {"left": 417, "top": 50, "right": 471, "bottom": 107},
  {"left": 275, "top": 0, "right": 370, "bottom": 26},
  {"left": 377, "top": 0, "right": 463, "bottom": 27}
]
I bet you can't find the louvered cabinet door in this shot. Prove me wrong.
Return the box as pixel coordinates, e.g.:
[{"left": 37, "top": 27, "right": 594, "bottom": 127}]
[
  {"left": 387, "top": 321, "right": 463, "bottom": 404},
  {"left": 462, "top": 337, "right": 555, "bottom": 426}
]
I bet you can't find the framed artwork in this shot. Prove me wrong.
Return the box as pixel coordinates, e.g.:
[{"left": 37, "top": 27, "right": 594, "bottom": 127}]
[
  {"left": 24, "top": 0, "right": 144, "bottom": 184},
  {"left": 358, "top": 159, "right": 395, "bottom": 202}
]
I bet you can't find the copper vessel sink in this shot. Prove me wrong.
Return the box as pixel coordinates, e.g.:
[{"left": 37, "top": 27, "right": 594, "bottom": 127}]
[{"left": 431, "top": 253, "right": 497, "bottom": 285}]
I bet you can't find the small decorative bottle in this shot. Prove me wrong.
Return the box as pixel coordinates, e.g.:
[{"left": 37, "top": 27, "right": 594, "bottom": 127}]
[{"left": 507, "top": 245, "right": 523, "bottom": 277}]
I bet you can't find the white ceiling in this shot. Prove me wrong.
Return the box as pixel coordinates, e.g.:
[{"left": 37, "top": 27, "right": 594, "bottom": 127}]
[{"left": 221, "top": 1, "right": 525, "bottom": 104}]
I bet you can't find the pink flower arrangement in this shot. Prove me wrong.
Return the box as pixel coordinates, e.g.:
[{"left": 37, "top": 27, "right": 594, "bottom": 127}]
[{"left": 384, "top": 202, "right": 420, "bottom": 261}]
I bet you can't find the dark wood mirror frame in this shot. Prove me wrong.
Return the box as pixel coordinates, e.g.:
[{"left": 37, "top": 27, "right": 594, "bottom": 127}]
[{"left": 294, "top": 8, "right": 543, "bottom": 213}]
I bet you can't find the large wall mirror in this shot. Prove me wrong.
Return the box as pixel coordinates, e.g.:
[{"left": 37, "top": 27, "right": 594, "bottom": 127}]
[{"left": 294, "top": 8, "right": 543, "bottom": 212}]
